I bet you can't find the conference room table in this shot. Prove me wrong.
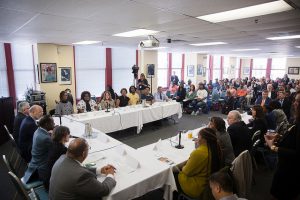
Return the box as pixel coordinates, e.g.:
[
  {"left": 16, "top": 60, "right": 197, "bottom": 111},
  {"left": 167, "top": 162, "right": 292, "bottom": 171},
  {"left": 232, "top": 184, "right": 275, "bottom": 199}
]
[
  {"left": 53, "top": 117, "right": 177, "bottom": 200},
  {"left": 64, "top": 101, "right": 182, "bottom": 134}
]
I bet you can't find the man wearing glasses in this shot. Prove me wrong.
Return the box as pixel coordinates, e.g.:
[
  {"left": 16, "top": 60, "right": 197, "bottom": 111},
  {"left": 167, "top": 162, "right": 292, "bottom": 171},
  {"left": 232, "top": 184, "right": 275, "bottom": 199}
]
[{"left": 49, "top": 138, "right": 116, "bottom": 200}]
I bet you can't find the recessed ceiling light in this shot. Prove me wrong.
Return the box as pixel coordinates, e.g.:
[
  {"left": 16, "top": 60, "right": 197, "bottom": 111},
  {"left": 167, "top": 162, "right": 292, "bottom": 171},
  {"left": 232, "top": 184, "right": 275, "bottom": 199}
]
[
  {"left": 266, "top": 35, "right": 300, "bottom": 40},
  {"left": 197, "top": 0, "right": 292, "bottom": 23},
  {"left": 72, "top": 41, "right": 101, "bottom": 45},
  {"left": 113, "top": 29, "right": 159, "bottom": 37},
  {"left": 190, "top": 42, "right": 227, "bottom": 46},
  {"left": 232, "top": 48, "right": 260, "bottom": 52},
  {"left": 295, "top": 46, "right": 300, "bottom": 48}
]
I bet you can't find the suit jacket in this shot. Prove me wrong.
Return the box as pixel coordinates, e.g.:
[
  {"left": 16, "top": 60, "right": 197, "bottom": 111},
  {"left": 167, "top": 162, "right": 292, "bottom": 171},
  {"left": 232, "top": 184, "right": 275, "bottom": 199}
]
[
  {"left": 12, "top": 112, "right": 26, "bottom": 145},
  {"left": 19, "top": 116, "right": 38, "bottom": 162},
  {"left": 23, "top": 127, "right": 52, "bottom": 183},
  {"left": 227, "top": 121, "right": 252, "bottom": 157},
  {"left": 276, "top": 98, "right": 292, "bottom": 120},
  {"left": 49, "top": 155, "right": 116, "bottom": 200},
  {"left": 255, "top": 97, "right": 271, "bottom": 107}
]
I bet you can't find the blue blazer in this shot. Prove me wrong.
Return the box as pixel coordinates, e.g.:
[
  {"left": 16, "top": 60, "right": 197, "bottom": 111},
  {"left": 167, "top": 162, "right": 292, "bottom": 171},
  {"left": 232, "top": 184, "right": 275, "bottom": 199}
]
[
  {"left": 18, "top": 116, "right": 38, "bottom": 162},
  {"left": 23, "top": 127, "right": 52, "bottom": 183},
  {"left": 255, "top": 97, "right": 271, "bottom": 106}
]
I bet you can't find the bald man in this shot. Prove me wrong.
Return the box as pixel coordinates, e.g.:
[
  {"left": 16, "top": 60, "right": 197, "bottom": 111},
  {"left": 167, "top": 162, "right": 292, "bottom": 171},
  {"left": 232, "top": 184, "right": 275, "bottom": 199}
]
[
  {"left": 19, "top": 105, "right": 43, "bottom": 162},
  {"left": 49, "top": 138, "right": 116, "bottom": 200},
  {"left": 227, "top": 110, "right": 252, "bottom": 157}
]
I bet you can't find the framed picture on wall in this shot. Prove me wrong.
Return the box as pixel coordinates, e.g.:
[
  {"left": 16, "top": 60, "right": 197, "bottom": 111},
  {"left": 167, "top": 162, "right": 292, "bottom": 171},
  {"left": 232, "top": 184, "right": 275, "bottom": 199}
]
[
  {"left": 59, "top": 67, "right": 72, "bottom": 85},
  {"left": 187, "top": 65, "right": 194, "bottom": 77},
  {"left": 288, "top": 67, "right": 299, "bottom": 75},
  {"left": 147, "top": 64, "right": 155, "bottom": 78},
  {"left": 243, "top": 67, "right": 250, "bottom": 75},
  {"left": 40, "top": 63, "right": 57, "bottom": 83},
  {"left": 197, "top": 64, "right": 203, "bottom": 75}
]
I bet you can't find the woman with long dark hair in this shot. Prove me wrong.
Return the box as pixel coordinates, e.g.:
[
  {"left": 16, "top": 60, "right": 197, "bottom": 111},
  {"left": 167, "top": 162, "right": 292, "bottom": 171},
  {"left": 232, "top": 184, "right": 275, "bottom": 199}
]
[
  {"left": 264, "top": 91, "right": 300, "bottom": 200},
  {"left": 247, "top": 105, "right": 268, "bottom": 144},
  {"left": 176, "top": 128, "right": 223, "bottom": 198}
]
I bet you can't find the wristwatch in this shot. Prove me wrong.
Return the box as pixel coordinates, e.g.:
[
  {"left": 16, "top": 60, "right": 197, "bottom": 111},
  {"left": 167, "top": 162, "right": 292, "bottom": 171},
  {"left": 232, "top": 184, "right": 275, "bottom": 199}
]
[{"left": 271, "top": 145, "right": 278, "bottom": 152}]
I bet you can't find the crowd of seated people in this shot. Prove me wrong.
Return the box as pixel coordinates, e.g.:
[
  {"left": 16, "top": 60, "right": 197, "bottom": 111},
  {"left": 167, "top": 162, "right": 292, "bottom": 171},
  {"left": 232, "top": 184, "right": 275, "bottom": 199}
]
[{"left": 9, "top": 73, "right": 300, "bottom": 200}]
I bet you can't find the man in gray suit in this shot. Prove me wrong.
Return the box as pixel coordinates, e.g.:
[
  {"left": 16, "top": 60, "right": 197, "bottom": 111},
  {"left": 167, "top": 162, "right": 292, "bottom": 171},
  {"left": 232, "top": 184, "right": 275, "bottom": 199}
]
[{"left": 49, "top": 138, "right": 116, "bottom": 200}]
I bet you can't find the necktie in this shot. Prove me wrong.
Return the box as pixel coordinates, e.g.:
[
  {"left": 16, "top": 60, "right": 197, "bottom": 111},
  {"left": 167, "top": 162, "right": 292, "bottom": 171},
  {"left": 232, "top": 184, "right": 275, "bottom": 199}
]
[
  {"left": 160, "top": 93, "right": 162, "bottom": 100},
  {"left": 261, "top": 99, "right": 265, "bottom": 107}
]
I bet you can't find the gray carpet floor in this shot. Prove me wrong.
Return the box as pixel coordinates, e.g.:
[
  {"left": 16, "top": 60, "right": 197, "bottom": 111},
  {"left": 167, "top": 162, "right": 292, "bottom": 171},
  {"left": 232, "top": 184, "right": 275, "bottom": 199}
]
[{"left": 0, "top": 111, "right": 274, "bottom": 200}]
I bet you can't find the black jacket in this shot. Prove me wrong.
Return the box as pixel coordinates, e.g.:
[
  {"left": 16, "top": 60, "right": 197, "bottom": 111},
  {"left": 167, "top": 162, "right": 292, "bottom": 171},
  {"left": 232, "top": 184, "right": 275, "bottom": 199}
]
[
  {"left": 227, "top": 121, "right": 252, "bottom": 157},
  {"left": 12, "top": 112, "right": 26, "bottom": 146}
]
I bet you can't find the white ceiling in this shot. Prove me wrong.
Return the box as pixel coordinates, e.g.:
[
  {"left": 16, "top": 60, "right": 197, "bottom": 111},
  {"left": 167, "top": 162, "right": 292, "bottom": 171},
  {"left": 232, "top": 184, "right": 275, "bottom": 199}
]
[{"left": 0, "top": 0, "right": 300, "bottom": 56}]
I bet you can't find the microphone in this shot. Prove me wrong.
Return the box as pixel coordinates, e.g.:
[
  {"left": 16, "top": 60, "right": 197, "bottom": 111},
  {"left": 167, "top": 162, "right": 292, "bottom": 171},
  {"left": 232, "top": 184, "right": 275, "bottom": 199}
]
[
  {"left": 105, "top": 102, "right": 110, "bottom": 112},
  {"left": 175, "top": 130, "right": 184, "bottom": 149}
]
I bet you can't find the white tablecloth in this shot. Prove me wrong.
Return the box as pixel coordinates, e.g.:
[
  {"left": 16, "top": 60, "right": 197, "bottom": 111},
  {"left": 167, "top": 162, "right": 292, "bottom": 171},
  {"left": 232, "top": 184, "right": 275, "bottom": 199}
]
[
  {"left": 64, "top": 101, "right": 182, "bottom": 134},
  {"left": 53, "top": 117, "right": 177, "bottom": 200}
]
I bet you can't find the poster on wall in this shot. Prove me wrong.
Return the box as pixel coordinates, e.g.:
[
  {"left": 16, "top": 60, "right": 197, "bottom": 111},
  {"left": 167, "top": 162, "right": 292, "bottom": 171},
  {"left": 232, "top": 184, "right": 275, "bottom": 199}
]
[
  {"left": 147, "top": 64, "right": 155, "bottom": 78},
  {"left": 40, "top": 63, "right": 57, "bottom": 83},
  {"left": 197, "top": 64, "right": 203, "bottom": 75},
  {"left": 187, "top": 65, "right": 194, "bottom": 77},
  {"left": 243, "top": 67, "right": 250, "bottom": 75},
  {"left": 288, "top": 67, "right": 299, "bottom": 75},
  {"left": 59, "top": 67, "right": 72, "bottom": 85}
]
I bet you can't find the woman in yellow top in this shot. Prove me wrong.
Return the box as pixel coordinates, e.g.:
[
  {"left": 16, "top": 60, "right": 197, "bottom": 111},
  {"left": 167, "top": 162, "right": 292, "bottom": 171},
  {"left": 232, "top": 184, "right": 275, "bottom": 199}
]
[
  {"left": 177, "top": 128, "right": 223, "bottom": 198},
  {"left": 127, "top": 86, "right": 140, "bottom": 105}
]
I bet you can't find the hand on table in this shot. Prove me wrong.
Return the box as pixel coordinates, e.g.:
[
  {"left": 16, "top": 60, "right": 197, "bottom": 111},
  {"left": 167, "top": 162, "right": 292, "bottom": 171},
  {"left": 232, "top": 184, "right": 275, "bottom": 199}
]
[{"left": 100, "top": 164, "right": 116, "bottom": 175}]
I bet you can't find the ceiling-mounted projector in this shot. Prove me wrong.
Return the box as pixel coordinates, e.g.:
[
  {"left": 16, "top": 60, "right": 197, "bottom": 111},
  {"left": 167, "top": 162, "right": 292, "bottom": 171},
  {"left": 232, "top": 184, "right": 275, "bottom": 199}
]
[{"left": 139, "top": 35, "right": 159, "bottom": 48}]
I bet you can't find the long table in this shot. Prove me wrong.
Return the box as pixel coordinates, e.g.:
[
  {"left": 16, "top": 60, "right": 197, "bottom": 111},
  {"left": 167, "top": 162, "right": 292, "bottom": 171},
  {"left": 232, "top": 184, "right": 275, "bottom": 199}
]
[
  {"left": 64, "top": 101, "right": 182, "bottom": 134},
  {"left": 53, "top": 117, "right": 177, "bottom": 200}
]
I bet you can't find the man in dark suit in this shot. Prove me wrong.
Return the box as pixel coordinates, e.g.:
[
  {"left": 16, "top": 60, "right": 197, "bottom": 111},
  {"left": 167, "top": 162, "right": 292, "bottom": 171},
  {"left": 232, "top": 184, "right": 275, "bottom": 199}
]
[
  {"left": 49, "top": 138, "right": 116, "bottom": 200},
  {"left": 255, "top": 90, "right": 272, "bottom": 107},
  {"left": 19, "top": 105, "right": 44, "bottom": 162},
  {"left": 276, "top": 91, "right": 292, "bottom": 120},
  {"left": 13, "top": 101, "right": 30, "bottom": 146},
  {"left": 23, "top": 115, "right": 54, "bottom": 183},
  {"left": 227, "top": 110, "right": 252, "bottom": 157},
  {"left": 170, "top": 71, "right": 179, "bottom": 85}
]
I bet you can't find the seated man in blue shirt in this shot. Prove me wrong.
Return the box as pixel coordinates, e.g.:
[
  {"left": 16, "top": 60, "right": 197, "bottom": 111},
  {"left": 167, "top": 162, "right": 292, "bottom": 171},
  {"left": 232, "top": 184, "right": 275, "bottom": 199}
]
[{"left": 153, "top": 86, "right": 169, "bottom": 102}]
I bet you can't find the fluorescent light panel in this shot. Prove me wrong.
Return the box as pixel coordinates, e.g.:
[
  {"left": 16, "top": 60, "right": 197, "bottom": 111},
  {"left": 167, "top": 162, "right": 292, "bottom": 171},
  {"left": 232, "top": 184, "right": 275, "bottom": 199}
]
[
  {"left": 73, "top": 40, "right": 101, "bottom": 45},
  {"left": 197, "top": 0, "right": 293, "bottom": 23},
  {"left": 296, "top": 46, "right": 300, "bottom": 48},
  {"left": 267, "top": 35, "right": 300, "bottom": 40},
  {"left": 113, "top": 29, "right": 159, "bottom": 37},
  {"left": 190, "top": 42, "right": 227, "bottom": 46},
  {"left": 232, "top": 48, "right": 260, "bottom": 52}
]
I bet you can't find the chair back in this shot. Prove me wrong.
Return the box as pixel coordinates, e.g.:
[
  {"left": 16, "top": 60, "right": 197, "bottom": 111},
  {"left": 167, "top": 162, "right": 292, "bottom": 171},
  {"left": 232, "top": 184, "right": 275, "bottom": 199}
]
[
  {"left": 2, "top": 154, "right": 16, "bottom": 174},
  {"left": 231, "top": 150, "right": 253, "bottom": 198},
  {"left": 251, "top": 130, "right": 261, "bottom": 143},
  {"left": 8, "top": 171, "right": 31, "bottom": 200}
]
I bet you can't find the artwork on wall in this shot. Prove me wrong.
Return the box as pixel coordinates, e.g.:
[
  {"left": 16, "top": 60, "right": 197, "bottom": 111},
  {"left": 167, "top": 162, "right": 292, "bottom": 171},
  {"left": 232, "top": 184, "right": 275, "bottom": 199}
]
[
  {"left": 59, "top": 67, "right": 72, "bottom": 85},
  {"left": 40, "top": 63, "right": 57, "bottom": 83},
  {"left": 187, "top": 65, "right": 194, "bottom": 77},
  {"left": 203, "top": 67, "right": 206, "bottom": 77},
  {"left": 147, "top": 64, "right": 155, "bottom": 78},
  {"left": 197, "top": 64, "right": 203, "bottom": 75},
  {"left": 243, "top": 67, "right": 250, "bottom": 75},
  {"left": 288, "top": 67, "right": 299, "bottom": 75}
]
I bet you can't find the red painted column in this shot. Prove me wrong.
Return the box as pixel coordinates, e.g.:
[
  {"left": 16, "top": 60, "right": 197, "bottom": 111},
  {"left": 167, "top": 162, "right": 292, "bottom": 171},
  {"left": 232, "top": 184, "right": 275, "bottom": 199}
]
[
  {"left": 220, "top": 56, "right": 224, "bottom": 80},
  {"left": 209, "top": 55, "right": 213, "bottom": 81},
  {"left": 167, "top": 53, "right": 172, "bottom": 86},
  {"left": 4, "top": 43, "right": 16, "bottom": 105},
  {"left": 249, "top": 59, "right": 253, "bottom": 79},
  {"left": 105, "top": 48, "right": 112, "bottom": 87},
  {"left": 266, "top": 58, "right": 272, "bottom": 79},
  {"left": 136, "top": 49, "right": 138, "bottom": 66},
  {"left": 238, "top": 59, "right": 242, "bottom": 79},
  {"left": 73, "top": 46, "right": 78, "bottom": 101},
  {"left": 181, "top": 54, "right": 185, "bottom": 82}
]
